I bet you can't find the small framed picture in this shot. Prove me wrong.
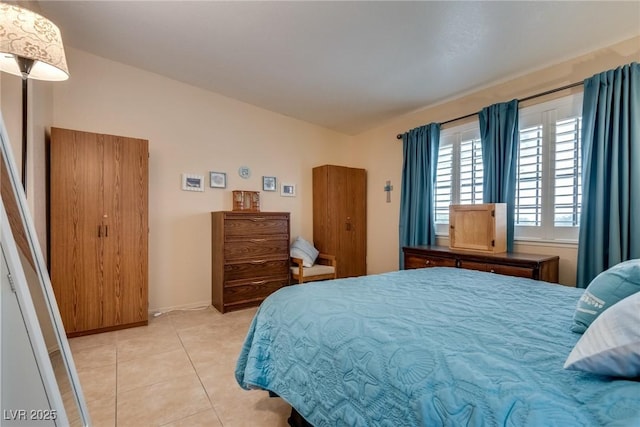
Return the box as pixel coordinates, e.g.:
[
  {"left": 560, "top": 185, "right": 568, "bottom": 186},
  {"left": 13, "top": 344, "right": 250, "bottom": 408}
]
[
  {"left": 182, "top": 174, "right": 204, "bottom": 192},
  {"left": 210, "top": 171, "right": 227, "bottom": 188},
  {"left": 281, "top": 183, "right": 296, "bottom": 197},
  {"left": 262, "top": 176, "right": 277, "bottom": 192}
]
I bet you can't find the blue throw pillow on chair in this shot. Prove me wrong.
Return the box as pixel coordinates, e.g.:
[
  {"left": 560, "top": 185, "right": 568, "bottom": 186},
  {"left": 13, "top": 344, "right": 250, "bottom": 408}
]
[
  {"left": 572, "top": 259, "right": 640, "bottom": 333},
  {"left": 290, "top": 236, "right": 319, "bottom": 268}
]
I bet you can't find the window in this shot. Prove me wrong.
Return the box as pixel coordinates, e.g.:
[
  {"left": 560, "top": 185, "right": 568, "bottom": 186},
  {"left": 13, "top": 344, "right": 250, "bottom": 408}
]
[
  {"left": 554, "top": 117, "right": 582, "bottom": 227},
  {"left": 515, "top": 124, "right": 543, "bottom": 226},
  {"left": 515, "top": 93, "right": 582, "bottom": 241},
  {"left": 434, "top": 93, "right": 582, "bottom": 242},
  {"left": 435, "top": 123, "right": 482, "bottom": 234}
]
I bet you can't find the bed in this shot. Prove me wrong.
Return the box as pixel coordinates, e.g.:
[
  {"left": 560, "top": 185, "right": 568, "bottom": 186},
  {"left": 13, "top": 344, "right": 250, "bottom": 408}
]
[{"left": 235, "top": 267, "right": 640, "bottom": 426}]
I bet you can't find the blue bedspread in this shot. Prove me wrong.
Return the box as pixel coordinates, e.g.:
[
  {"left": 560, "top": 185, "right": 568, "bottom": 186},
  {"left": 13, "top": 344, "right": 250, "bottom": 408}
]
[{"left": 235, "top": 268, "right": 640, "bottom": 426}]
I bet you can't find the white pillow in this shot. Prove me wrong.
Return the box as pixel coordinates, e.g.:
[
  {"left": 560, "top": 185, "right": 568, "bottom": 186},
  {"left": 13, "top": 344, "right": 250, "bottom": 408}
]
[
  {"left": 290, "top": 236, "right": 319, "bottom": 268},
  {"left": 564, "top": 291, "right": 640, "bottom": 378}
]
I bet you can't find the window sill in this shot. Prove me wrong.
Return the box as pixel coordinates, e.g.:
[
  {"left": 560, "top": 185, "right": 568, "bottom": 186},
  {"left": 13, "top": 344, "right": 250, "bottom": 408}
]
[{"left": 514, "top": 238, "right": 578, "bottom": 249}]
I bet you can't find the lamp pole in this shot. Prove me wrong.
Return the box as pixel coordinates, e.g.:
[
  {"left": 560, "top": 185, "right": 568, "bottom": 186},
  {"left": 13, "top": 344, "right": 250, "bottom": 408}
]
[{"left": 16, "top": 56, "right": 35, "bottom": 191}]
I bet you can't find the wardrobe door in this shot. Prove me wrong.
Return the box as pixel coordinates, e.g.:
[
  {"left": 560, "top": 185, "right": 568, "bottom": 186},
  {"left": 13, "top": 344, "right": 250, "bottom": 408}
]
[
  {"left": 312, "top": 166, "right": 331, "bottom": 257},
  {"left": 333, "top": 166, "right": 366, "bottom": 278},
  {"left": 330, "top": 166, "right": 352, "bottom": 278},
  {"left": 102, "top": 135, "right": 148, "bottom": 327},
  {"left": 346, "top": 167, "right": 366, "bottom": 277},
  {"left": 50, "top": 128, "right": 104, "bottom": 333}
]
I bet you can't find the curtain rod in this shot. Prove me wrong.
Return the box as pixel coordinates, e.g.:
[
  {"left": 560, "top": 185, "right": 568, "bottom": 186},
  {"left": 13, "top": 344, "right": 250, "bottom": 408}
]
[{"left": 396, "top": 80, "right": 584, "bottom": 140}]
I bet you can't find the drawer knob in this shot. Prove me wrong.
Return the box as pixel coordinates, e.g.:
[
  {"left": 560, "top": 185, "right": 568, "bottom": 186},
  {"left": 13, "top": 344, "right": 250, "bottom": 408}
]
[
  {"left": 490, "top": 269, "right": 495, "bottom": 273},
  {"left": 425, "top": 260, "right": 430, "bottom": 265}
]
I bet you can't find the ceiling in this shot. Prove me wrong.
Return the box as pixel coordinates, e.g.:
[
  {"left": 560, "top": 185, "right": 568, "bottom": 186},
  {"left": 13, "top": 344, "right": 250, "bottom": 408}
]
[{"left": 35, "top": 1, "right": 640, "bottom": 135}]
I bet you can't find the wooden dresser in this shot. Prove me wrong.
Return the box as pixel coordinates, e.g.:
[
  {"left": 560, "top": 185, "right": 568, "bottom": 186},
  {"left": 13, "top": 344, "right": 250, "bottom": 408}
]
[
  {"left": 211, "top": 211, "right": 290, "bottom": 313},
  {"left": 403, "top": 245, "right": 559, "bottom": 283}
]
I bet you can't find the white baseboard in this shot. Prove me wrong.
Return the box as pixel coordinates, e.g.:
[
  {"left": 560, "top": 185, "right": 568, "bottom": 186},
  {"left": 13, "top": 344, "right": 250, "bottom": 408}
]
[{"left": 148, "top": 300, "right": 212, "bottom": 316}]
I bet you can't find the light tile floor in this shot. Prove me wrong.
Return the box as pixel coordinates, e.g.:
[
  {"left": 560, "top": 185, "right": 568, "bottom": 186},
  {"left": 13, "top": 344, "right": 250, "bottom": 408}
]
[{"left": 65, "top": 306, "right": 291, "bottom": 427}]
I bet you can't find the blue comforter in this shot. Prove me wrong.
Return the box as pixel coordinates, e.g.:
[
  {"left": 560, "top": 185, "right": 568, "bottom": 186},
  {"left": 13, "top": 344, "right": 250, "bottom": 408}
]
[{"left": 235, "top": 267, "right": 640, "bottom": 426}]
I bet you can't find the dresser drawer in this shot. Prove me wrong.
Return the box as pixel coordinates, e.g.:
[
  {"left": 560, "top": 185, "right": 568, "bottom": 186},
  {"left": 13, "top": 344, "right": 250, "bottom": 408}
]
[
  {"left": 458, "top": 260, "right": 488, "bottom": 272},
  {"left": 489, "top": 264, "right": 536, "bottom": 279},
  {"left": 224, "top": 215, "right": 289, "bottom": 237},
  {"left": 457, "top": 260, "right": 534, "bottom": 279},
  {"left": 224, "top": 237, "right": 289, "bottom": 260},
  {"left": 224, "top": 259, "right": 289, "bottom": 281},
  {"left": 223, "top": 277, "right": 288, "bottom": 307},
  {"left": 405, "top": 254, "right": 457, "bottom": 269}
]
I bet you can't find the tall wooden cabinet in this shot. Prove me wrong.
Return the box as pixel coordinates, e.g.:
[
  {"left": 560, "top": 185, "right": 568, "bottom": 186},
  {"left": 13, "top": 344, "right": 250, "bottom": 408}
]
[
  {"left": 313, "top": 165, "right": 366, "bottom": 278},
  {"left": 50, "top": 127, "right": 149, "bottom": 337},
  {"left": 211, "top": 211, "right": 290, "bottom": 313}
]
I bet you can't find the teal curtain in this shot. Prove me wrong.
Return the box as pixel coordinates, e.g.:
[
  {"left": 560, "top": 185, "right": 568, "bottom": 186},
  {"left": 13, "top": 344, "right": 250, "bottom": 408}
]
[
  {"left": 576, "top": 62, "right": 640, "bottom": 288},
  {"left": 399, "top": 123, "right": 440, "bottom": 268},
  {"left": 479, "top": 99, "right": 519, "bottom": 252}
]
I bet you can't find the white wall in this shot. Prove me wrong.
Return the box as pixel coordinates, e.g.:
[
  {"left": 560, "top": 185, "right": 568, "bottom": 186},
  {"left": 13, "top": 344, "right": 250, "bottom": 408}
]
[{"left": 49, "top": 48, "right": 349, "bottom": 311}]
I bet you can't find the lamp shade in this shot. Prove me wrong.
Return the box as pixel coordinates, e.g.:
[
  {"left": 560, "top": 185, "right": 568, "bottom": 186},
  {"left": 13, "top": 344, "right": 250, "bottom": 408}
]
[{"left": 0, "top": 4, "right": 68, "bottom": 81}]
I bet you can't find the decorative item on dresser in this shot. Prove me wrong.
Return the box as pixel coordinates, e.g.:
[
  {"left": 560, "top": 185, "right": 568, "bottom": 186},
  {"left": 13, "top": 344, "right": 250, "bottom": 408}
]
[
  {"left": 211, "top": 211, "right": 290, "bottom": 313},
  {"left": 232, "top": 190, "right": 260, "bottom": 211},
  {"left": 313, "top": 165, "right": 367, "bottom": 278},
  {"left": 449, "top": 203, "right": 506, "bottom": 253},
  {"left": 49, "top": 127, "right": 149, "bottom": 337},
  {"left": 403, "top": 245, "right": 559, "bottom": 283}
]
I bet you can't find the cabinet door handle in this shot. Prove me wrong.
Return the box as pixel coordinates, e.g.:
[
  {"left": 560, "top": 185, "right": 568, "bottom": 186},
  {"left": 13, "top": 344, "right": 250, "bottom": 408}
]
[
  {"left": 98, "top": 225, "right": 102, "bottom": 237},
  {"left": 105, "top": 225, "right": 109, "bottom": 237}
]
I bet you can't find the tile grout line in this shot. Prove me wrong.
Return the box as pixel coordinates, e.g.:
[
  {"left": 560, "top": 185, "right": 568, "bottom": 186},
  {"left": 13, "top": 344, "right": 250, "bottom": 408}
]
[
  {"left": 173, "top": 314, "right": 226, "bottom": 427},
  {"left": 114, "top": 345, "right": 119, "bottom": 427}
]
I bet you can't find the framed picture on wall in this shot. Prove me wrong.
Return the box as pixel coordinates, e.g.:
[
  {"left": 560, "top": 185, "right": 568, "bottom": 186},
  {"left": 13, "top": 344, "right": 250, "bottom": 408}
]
[
  {"left": 263, "top": 176, "right": 277, "bottom": 192},
  {"left": 281, "top": 183, "right": 296, "bottom": 197},
  {"left": 210, "top": 171, "right": 227, "bottom": 188},
  {"left": 182, "top": 174, "right": 204, "bottom": 192}
]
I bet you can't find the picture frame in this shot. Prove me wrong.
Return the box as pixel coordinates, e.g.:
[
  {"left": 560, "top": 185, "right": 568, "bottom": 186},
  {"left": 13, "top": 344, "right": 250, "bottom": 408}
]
[
  {"left": 181, "top": 173, "right": 204, "bottom": 192},
  {"left": 281, "top": 183, "right": 296, "bottom": 197},
  {"left": 262, "top": 176, "right": 277, "bottom": 192},
  {"left": 210, "top": 171, "right": 227, "bottom": 189}
]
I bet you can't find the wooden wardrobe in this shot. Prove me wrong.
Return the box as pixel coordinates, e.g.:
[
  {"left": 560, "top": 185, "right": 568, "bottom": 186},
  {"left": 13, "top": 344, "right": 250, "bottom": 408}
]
[
  {"left": 313, "top": 165, "right": 367, "bottom": 278},
  {"left": 49, "top": 127, "right": 149, "bottom": 337}
]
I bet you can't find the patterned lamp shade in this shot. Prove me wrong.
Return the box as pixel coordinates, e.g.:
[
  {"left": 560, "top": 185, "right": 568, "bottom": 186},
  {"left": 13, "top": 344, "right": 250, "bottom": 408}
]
[{"left": 0, "top": 4, "right": 69, "bottom": 81}]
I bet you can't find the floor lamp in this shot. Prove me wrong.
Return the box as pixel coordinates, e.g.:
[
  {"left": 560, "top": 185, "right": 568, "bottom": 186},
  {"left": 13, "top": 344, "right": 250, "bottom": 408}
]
[{"left": 0, "top": 4, "right": 69, "bottom": 191}]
